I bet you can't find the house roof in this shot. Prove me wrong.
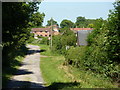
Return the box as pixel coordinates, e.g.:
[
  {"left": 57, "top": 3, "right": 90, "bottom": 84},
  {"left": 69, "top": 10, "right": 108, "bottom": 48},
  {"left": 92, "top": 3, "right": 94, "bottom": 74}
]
[
  {"left": 77, "top": 30, "right": 93, "bottom": 46},
  {"left": 31, "top": 28, "right": 56, "bottom": 35},
  {"left": 70, "top": 28, "right": 93, "bottom": 31},
  {"left": 31, "top": 28, "right": 51, "bottom": 32},
  {"left": 46, "top": 25, "right": 59, "bottom": 29}
]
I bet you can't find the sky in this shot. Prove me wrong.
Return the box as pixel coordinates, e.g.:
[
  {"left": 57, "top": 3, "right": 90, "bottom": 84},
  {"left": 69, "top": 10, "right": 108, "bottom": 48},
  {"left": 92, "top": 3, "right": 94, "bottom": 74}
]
[
  {"left": 42, "top": 0, "right": 115, "bottom": 2},
  {"left": 38, "top": 0, "right": 115, "bottom": 26}
]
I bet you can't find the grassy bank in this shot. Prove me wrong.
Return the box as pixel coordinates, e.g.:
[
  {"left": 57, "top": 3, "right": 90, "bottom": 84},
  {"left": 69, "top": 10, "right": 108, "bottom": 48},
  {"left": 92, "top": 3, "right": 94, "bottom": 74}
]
[{"left": 40, "top": 44, "right": 117, "bottom": 89}]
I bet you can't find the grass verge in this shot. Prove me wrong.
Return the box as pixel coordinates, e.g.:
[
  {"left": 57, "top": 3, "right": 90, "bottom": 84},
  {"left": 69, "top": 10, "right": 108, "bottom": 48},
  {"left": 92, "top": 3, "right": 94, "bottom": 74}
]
[{"left": 40, "top": 44, "right": 117, "bottom": 89}]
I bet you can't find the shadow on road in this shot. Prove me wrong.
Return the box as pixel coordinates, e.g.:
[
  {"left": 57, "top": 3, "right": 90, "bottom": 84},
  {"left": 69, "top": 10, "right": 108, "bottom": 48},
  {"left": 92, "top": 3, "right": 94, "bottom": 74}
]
[
  {"left": 27, "top": 49, "right": 46, "bottom": 55},
  {"left": 13, "top": 69, "right": 33, "bottom": 75},
  {"left": 47, "top": 82, "right": 81, "bottom": 90},
  {"left": 2, "top": 80, "right": 47, "bottom": 90},
  {"left": 3, "top": 81, "right": 81, "bottom": 90}
]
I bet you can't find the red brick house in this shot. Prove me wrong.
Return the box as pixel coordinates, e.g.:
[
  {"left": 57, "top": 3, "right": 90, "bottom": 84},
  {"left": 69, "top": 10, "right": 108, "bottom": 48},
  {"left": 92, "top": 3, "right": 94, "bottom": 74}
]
[{"left": 31, "top": 25, "right": 59, "bottom": 39}]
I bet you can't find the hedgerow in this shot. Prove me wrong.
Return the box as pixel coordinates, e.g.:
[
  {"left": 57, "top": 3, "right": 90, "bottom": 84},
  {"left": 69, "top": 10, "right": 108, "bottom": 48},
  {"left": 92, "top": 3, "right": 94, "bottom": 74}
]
[{"left": 65, "top": 1, "right": 120, "bottom": 82}]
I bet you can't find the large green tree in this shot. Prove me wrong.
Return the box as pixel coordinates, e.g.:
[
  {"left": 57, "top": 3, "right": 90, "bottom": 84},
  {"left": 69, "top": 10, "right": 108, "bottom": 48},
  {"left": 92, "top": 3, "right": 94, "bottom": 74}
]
[
  {"left": 30, "top": 12, "right": 45, "bottom": 27},
  {"left": 46, "top": 18, "right": 58, "bottom": 26},
  {"left": 75, "top": 16, "right": 86, "bottom": 28},
  {"left": 75, "top": 16, "right": 96, "bottom": 28},
  {"left": 2, "top": 2, "right": 40, "bottom": 66},
  {"left": 60, "top": 19, "right": 74, "bottom": 28}
]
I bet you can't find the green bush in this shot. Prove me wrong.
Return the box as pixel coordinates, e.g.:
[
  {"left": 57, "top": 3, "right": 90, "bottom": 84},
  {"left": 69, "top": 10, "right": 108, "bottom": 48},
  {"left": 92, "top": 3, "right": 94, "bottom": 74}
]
[
  {"left": 65, "top": 46, "right": 86, "bottom": 68},
  {"left": 40, "top": 37, "right": 49, "bottom": 45},
  {"left": 85, "top": 1, "right": 120, "bottom": 79},
  {"left": 27, "top": 34, "right": 49, "bottom": 45},
  {"left": 52, "top": 28, "right": 77, "bottom": 55}
]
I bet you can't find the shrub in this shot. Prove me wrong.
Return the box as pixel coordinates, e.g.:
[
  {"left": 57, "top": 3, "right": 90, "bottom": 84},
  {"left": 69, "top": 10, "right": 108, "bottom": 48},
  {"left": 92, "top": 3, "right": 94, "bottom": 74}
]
[
  {"left": 52, "top": 28, "right": 77, "bottom": 55},
  {"left": 40, "top": 37, "right": 49, "bottom": 45},
  {"left": 65, "top": 46, "right": 86, "bottom": 68},
  {"left": 85, "top": 1, "right": 120, "bottom": 79}
]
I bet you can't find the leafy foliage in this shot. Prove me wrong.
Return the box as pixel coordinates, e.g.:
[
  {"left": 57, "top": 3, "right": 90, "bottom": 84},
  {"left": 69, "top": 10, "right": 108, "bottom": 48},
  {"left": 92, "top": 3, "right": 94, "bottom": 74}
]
[
  {"left": 65, "top": 1, "right": 120, "bottom": 83},
  {"left": 64, "top": 46, "right": 86, "bottom": 68},
  {"left": 30, "top": 12, "right": 45, "bottom": 27},
  {"left": 75, "top": 16, "right": 96, "bottom": 28},
  {"left": 2, "top": 2, "right": 40, "bottom": 66},
  {"left": 46, "top": 18, "right": 58, "bottom": 26},
  {"left": 52, "top": 28, "right": 77, "bottom": 54},
  {"left": 40, "top": 37, "right": 49, "bottom": 45},
  {"left": 60, "top": 19, "right": 74, "bottom": 28}
]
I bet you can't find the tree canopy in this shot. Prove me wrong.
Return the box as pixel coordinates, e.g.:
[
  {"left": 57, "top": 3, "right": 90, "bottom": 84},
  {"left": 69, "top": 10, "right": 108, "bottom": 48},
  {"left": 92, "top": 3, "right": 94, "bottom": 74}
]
[
  {"left": 46, "top": 18, "right": 58, "bottom": 26},
  {"left": 30, "top": 12, "right": 45, "bottom": 27},
  {"left": 60, "top": 19, "right": 74, "bottom": 28},
  {"left": 75, "top": 16, "right": 96, "bottom": 28},
  {"left": 2, "top": 2, "right": 41, "bottom": 66}
]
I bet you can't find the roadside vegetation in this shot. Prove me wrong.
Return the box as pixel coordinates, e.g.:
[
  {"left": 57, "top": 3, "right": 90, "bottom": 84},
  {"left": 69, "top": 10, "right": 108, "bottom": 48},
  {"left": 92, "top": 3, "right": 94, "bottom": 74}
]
[
  {"left": 39, "top": 1, "right": 120, "bottom": 88},
  {"left": 39, "top": 44, "right": 116, "bottom": 89}
]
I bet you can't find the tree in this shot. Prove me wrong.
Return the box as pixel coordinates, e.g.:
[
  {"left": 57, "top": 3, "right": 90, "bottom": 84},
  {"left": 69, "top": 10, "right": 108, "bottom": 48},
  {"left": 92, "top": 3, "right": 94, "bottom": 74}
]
[
  {"left": 2, "top": 2, "right": 41, "bottom": 66},
  {"left": 30, "top": 12, "right": 45, "bottom": 27},
  {"left": 75, "top": 16, "right": 96, "bottom": 28},
  {"left": 46, "top": 18, "right": 58, "bottom": 26},
  {"left": 88, "top": 23, "right": 94, "bottom": 28},
  {"left": 52, "top": 28, "right": 76, "bottom": 54},
  {"left": 107, "top": 0, "right": 120, "bottom": 63},
  {"left": 60, "top": 19, "right": 74, "bottom": 28},
  {"left": 75, "top": 16, "right": 86, "bottom": 28},
  {"left": 85, "top": 0, "right": 120, "bottom": 79}
]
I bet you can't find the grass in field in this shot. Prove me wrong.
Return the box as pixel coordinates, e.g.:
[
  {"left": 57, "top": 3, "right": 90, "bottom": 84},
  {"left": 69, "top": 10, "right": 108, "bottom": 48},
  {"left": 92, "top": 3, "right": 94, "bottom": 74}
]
[
  {"left": 39, "top": 44, "right": 53, "bottom": 56},
  {"left": 40, "top": 56, "right": 81, "bottom": 89},
  {"left": 40, "top": 56, "right": 69, "bottom": 84},
  {"left": 40, "top": 44, "right": 81, "bottom": 89}
]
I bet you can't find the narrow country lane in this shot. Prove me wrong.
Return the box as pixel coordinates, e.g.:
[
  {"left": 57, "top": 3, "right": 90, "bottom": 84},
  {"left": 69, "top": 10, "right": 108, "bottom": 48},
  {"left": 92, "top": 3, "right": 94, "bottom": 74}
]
[{"left": 6, "top": 45, "right": 46, "bottom": 89}]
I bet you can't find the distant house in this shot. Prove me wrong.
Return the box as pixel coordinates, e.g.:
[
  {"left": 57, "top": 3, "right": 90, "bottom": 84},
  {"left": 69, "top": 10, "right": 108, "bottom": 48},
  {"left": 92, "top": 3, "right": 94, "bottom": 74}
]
[
  {"left": 31, "top": 25, "right": 59, "bottom": 39},
  {"left": 70, "top": 28, "right": 93, "bottom": 46}
]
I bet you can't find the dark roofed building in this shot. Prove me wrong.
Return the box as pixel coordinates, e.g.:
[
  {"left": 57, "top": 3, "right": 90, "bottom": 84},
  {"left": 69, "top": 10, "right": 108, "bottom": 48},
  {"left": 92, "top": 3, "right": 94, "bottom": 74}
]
[
  {"left": 70, "top": 28, "right": 93, "bottom": 46},
  {"left": 77, "top": 30, "right": 92, "bottom": 46}
]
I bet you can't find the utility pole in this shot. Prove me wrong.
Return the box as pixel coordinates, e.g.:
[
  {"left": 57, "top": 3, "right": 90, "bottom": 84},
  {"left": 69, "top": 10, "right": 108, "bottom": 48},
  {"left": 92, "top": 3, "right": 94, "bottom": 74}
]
[{"left": 50, "top": 17, "right": 53, "bottom": 49}]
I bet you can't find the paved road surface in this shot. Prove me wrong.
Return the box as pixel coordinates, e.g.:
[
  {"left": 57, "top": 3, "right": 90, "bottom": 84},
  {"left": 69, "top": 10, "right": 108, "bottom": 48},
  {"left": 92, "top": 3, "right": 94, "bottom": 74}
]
[{"left": 6, "top": 45, "right": 45, "bottom": 89}]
